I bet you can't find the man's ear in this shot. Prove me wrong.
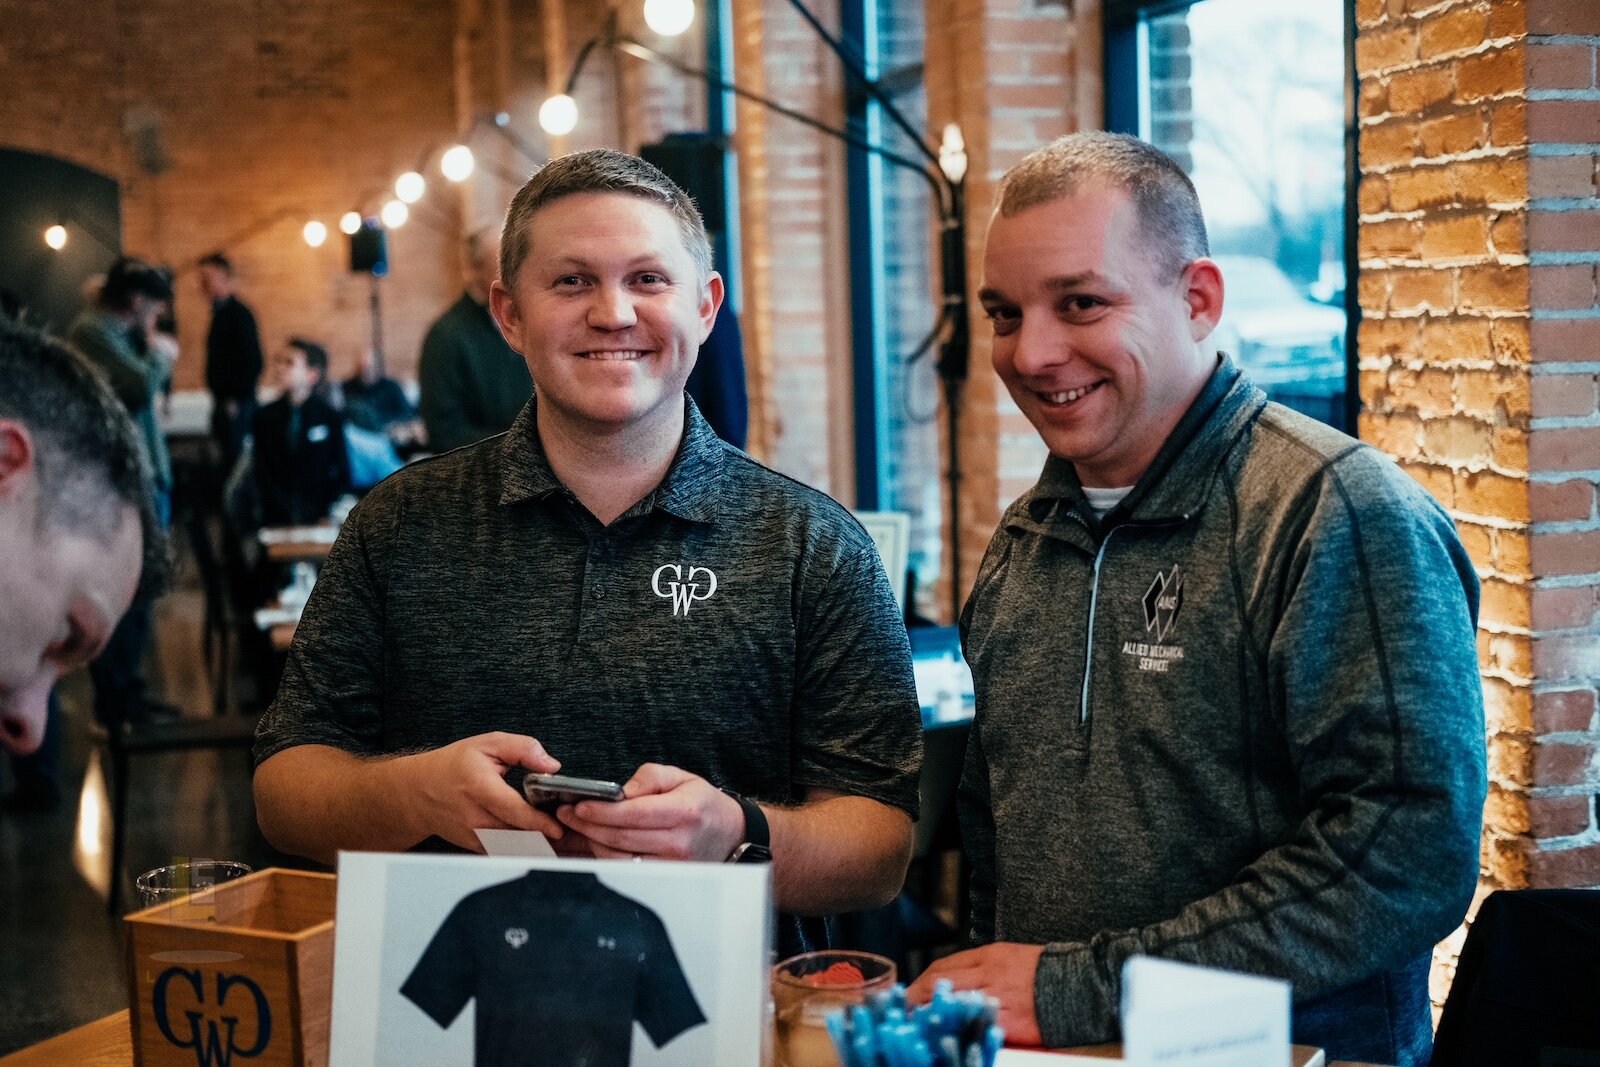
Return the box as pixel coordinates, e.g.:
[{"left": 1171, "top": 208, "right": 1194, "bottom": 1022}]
[
  {"left": 700, "top": 272, "right": 725, "bottom": 342},
  {"left": 0, "top": 420, "right": 36, "bottom": 499},
  {"left": 487, "top": 279, "right": 525, "bottom": 354},
  {"left": 1183, "top": 258, "right": 1225, "bottom": 343}
]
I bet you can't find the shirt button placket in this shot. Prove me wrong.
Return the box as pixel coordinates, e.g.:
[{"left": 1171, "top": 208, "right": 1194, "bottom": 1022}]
[{"left": 580, "top": 538, "right": 607, "bottom": 642}]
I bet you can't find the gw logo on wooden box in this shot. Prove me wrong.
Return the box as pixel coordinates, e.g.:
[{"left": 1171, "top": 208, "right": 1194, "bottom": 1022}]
[{"left": 125, "top": 869, "right": 336, "bottom": 1067}]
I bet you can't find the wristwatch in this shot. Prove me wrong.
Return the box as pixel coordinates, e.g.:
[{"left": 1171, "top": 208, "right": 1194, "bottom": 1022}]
[{"left": 720, "top": 789, "right": 773, "bottom": 864}]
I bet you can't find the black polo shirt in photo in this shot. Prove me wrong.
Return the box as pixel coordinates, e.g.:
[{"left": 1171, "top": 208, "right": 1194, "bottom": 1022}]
[
  {"left": 401, "top": 871, "right": 705, "bottom": 1067},
  {"left": 255, "top": 396, "right": 921, "bottom": 821}
]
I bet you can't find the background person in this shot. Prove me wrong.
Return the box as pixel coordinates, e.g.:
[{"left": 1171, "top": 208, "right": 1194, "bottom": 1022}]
[
  {"left": 418, "top": 226, "right": 532, "bottom": 453},
  {"left": 908, "top": 132, "right": 1485, "bottom": 1067},
  {"left": 251, "top": 338, "right": 350, "bottom": 528},
  {"left": 199, "top": 252, "right": 264, "bottom": 475},
  {"left": 341, "top": 346, "right": 419, "bottom": 442},
  {"left": 67, "top": 257, "right": 181, "bottom": 728}
]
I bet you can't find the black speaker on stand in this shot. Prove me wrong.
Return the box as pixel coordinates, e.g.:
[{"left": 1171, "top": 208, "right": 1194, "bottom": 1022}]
[
  {"left": 349, "top": 222, "right": 388, "bottom": 275},
  {"left": 350, "top": 221, "right": 389, "bottom": 375}
]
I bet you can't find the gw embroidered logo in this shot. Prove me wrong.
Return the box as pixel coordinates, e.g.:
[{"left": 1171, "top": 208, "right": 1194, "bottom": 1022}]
[
  {"left": 652, "top": 564, "right": 717, "bottom": 617},
  {"left": 505, "top": 928, "right": 529, "bottom": 949}
]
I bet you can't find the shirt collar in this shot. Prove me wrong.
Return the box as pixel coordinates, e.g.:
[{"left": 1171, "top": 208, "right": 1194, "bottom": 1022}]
[
  {"left": 498, "top": 395, "right": 726, "bottom": 523},
  {"left": 1028, "top": 354, "right": 1266, "bottom": 523}
]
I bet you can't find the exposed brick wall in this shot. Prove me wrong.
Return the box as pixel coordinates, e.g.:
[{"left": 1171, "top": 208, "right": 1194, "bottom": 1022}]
[
  {"left": 1354, "top": 0, "right": 1534, "bottom": 906},
  {"left": 753, "top": 0, "right": 848, "bottom": 493},
  {"left": 924, "top": 0, "right": 1074, "bottom": 617},
  {"left": 0, "top": 0, "right": 464, "bottom": 387},
  {"left": 1356, "top": 0, "right": 1600, "bottom": 1010},
  {"left": 1523, "top": 0, "right": 1600, "bottom": 887}
]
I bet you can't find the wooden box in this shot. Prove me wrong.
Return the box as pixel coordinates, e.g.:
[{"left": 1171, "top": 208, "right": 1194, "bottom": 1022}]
[{"left": 125, "top": 868, "right": 336, "bottom": 1067}]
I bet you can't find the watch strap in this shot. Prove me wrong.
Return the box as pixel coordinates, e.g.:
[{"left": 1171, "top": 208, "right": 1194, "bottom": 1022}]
[{"left": 720, "top": 788, "right": 770, "bottom": 855}]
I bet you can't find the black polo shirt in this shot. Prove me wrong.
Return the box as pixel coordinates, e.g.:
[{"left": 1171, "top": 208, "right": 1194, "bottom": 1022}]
[
  {"left": 255, "top": 397, "right": 921, "bottom": 819},
  {"left": 401, "top": 871, "right": 705, "bottom": 1067}
]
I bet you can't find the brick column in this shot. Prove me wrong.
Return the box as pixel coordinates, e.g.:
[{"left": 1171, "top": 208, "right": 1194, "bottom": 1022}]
[
  {"left": 1355, "top": 0, "right": 1600, "bottom": 1002},
  {"left": 923, "top": 0, "right": 1078, "bottom": 617},
  {"left": 1524, "top": 0, "right": 1600, "bottom": 885}
]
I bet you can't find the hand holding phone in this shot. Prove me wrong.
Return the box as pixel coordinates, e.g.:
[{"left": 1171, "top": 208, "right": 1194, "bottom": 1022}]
[{"left": 523, "top": 772, "right": 626, "bottom": 810}]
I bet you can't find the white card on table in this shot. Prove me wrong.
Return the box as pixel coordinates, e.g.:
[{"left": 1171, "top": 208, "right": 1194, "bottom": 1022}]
[{"left": 1121, "top": 956, "right": 1289, "bottom": 1067}]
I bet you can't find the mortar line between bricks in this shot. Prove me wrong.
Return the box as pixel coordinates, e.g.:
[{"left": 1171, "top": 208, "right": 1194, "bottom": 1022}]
[
  {"left": 1528, "top": 571, "right": 1600, "bottom": 587},
  {"left": 1530, "top": 469, "right": 1600, "bottom": 482},
  {"left": 1529, "top": 89, "right": 1600, "bottom": 102},
  {"left": 1531, "top": 832, "right": 1600, "bottom": 852},
  {"left": 1529, "top": 252, "right": 1600, "bottom": 265},
  {"left": 1530, "top": 308, "right": 1600, "bottom": 319},
  {"left": 1529, "top": 361, "right": 1600, "bottom": 372}
]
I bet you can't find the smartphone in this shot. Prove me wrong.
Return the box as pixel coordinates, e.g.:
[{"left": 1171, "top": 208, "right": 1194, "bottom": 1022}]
[{"left": 523, "top": 772, "right": 626, "bottom": 809}]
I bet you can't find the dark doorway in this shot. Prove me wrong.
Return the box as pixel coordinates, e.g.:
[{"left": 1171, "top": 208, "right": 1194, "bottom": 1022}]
[{"left": 0, "top": 148, "right": 122, "bottom": 334}]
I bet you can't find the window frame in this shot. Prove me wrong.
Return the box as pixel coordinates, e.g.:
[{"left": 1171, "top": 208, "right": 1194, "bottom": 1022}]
[{"left": 1104, "top": 0, "right": 1361, "bottom": 434}]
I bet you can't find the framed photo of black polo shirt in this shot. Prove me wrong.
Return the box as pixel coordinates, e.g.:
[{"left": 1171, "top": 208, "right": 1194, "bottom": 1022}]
[{"left": 330, "top": 853, "right": 771, "bottom": 1066}]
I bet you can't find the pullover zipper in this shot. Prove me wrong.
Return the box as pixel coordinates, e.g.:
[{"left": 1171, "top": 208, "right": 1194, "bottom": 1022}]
[
  {"left": 1080, "top": 528, "right": 1118, "bottom": 724},
  {"left": 1077, "top": 514, "right": 1190, "bottom": 726}
]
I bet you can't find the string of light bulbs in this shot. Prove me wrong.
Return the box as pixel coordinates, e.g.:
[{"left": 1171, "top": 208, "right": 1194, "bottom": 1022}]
[{"left": 36, "top": 0, "right": 704, "bottom": 254}]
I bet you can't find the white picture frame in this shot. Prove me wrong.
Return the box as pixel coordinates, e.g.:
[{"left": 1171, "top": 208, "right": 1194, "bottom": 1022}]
[
  {"left": 852, "top": 510, "right": 912, "bottom": 612},
  {"left": 330, "top": 852, "right": 771, "bottom": 1067}
]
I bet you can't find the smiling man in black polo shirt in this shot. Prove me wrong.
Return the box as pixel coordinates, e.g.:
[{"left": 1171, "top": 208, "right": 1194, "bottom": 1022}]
[{"left": 253, "top": 150, "right": 921, "bottom": 919}]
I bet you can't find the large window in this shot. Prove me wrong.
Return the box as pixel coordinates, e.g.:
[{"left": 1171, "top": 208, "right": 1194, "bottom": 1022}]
[
  {"left": 844, "top": 0, "right": 943, "bottom": 618},
  {"left": 1108, "top": 0, "right": 1354, "bottom": 429}
]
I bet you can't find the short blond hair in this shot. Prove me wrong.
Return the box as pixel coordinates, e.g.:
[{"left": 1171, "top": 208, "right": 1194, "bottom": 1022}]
[
  {"left": 499, "top": 149, "right": 713, "bottom": 290},
  {"left": 998, "top": 131, "right": 1209, "bottom": 280}
]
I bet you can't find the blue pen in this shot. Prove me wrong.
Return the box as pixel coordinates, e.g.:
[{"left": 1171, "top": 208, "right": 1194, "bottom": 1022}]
[
  {"left": 899, "top": 1021, "right": 931, "bottom": 1067},
  {"left": 826, "top": 1010, "right": 856, "bottom": 1067},
  {"left": 989, "top": 1024, "right": 1006, "bottom": 1067},
  {"left": 873, "top": 1025, "right": 901, "bottom": 1067},
  {"left": 855, "top": 1006, "right": 883, "bottom": 1067}
]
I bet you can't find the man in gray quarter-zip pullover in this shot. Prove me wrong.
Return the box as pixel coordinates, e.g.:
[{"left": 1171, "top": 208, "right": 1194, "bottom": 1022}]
[{"left": 908, "top": 132, "right": 1484, "bottom": 1067}]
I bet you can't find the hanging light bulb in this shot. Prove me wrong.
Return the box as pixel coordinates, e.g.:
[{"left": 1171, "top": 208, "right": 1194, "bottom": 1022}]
[
  {"left": 44, "top": 224, "right": 68, "bottom": 250},
  {"left": 939, "top": 124, "right": 968, "bottom": 185},
  {"left": 539, "top": 94, "right": 579, "bottom": 136},
  {"left": 380, "top": 199, "right": 409, "bottom": 229},
  {"left": 643, "top": 0, "right": 695, "bottom": 36},
  {"left": 395, "top": 171, "right": 426, "bottom": 204},
  {"left": 303, "top": 220, "right": 328, "bottom": 248},
  {"left": 441, "top": 144, "right": 475, "bottom": 182},
  {"left": 339, "top": 211, "right": 363, "bottom": 236}
]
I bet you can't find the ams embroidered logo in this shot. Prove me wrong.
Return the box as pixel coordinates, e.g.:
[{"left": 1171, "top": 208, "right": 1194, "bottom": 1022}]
[
  {"left": 1122, "top": 565, "right": 1187, "bottom": 673},
  {"left": 652, "top": 564, "right": 717, "bottom": 617},
  {"left": 1142, "top": 565, "right": 1184, "bottom": 642},
  {"left": 505, "top": 927, "right": 529, "bottom": 949}
]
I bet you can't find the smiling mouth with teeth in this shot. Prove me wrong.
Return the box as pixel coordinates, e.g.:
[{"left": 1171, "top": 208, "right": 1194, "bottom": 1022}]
[
  {"left": 579, "top": 350, "right": 649, "bottom": 361},
  {"left": 1041, "top": 381, "right": 1104, "bottom": 406}
]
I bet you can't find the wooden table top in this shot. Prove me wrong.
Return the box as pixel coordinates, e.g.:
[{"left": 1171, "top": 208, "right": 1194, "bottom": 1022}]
[
  {"left": 263, "top": 538, "right": 334, "bottom": 564},
  {"left": 259, "top": 524, "right": 338, "bottom": 564},
  {"left": 0, "top": 1012, "right": 1370, "bottom": 1066},
  {"left": 0, "top": 1012, "right": 131, "bottom": 1067}
]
